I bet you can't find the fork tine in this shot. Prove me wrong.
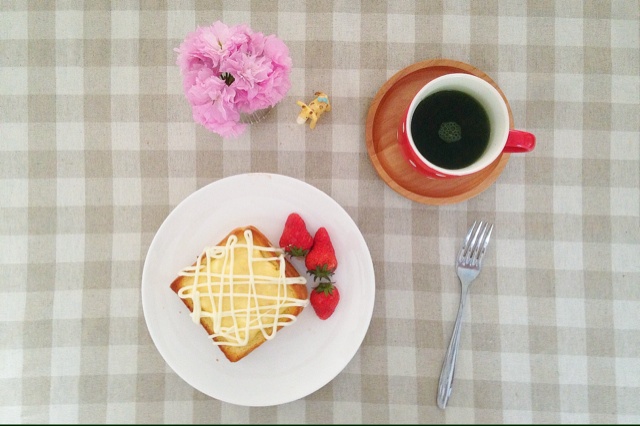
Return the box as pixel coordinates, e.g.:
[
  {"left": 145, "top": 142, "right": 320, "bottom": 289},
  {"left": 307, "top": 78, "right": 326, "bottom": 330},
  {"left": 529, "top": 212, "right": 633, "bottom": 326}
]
[
  {"left": 462, "top": 221, "right": 477, "bottom": 248},
  {"left": 470, "top": 223, "right": 493, "bottom": 266},
  {"left": 482, "top": 224, "right": 493, "bottom": 252},
  {"left": 477, "top": 224, "right": 493, "bottom": 266},
  {"left": 468, "top": 221, "right": 485, "bottom": 256},
  {"left": 458, "top": 221, "right": 478, "bottom": 262},
  {"left": 460, "top": 221, "right": 484, "bottom": 264},
  {"left": 467, "top": 222, "right": 487, "bottom": 263}
]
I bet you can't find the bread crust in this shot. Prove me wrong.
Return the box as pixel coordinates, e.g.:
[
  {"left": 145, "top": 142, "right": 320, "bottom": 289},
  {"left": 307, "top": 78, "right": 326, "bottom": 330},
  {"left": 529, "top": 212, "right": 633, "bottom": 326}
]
[{"left": 170, "top": 226, "right": 308, "bottom": 362}]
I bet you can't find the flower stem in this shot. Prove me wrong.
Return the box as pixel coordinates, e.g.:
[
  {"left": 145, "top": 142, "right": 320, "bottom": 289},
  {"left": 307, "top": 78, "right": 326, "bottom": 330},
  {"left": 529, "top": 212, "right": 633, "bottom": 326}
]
[{"left": 220, "top": 72, "right": 235, "bottom": 86}]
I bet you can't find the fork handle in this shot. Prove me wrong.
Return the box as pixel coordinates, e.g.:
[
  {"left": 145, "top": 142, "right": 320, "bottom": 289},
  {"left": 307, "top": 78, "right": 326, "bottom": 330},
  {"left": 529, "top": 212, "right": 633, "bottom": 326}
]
[{"left": 437, "top": 285, "right": 469, "bottom": 409}]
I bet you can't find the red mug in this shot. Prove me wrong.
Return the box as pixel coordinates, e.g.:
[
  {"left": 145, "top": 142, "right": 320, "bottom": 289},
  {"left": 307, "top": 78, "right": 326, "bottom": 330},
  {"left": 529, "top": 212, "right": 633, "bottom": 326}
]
[{"left": 398, "top": 73, "right": 536, "bottom": 179}]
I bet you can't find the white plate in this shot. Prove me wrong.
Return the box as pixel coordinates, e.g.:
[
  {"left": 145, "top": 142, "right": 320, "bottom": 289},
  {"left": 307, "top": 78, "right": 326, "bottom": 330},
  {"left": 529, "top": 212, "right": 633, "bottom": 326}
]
[{"left": 141, "top": 173, "right": 375, "bottom": 406}]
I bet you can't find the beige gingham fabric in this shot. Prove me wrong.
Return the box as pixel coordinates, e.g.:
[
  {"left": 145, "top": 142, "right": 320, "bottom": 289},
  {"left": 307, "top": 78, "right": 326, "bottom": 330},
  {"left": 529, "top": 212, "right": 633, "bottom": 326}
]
[{"left": 1, "top": 0, "right": 639, "bottom": 423}]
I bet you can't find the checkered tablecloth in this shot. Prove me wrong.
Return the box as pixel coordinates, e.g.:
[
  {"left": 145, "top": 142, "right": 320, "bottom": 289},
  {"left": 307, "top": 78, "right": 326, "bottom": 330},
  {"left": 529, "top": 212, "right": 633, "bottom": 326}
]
[{"left": 2, "top": 0, "right": 639, "bottom": 423}]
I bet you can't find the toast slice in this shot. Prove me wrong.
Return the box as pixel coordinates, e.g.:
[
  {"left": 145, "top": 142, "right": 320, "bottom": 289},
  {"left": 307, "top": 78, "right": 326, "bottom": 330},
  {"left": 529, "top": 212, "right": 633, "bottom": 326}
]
[{"left": 170, "top": 226, "right": 308, "bottom": 362}]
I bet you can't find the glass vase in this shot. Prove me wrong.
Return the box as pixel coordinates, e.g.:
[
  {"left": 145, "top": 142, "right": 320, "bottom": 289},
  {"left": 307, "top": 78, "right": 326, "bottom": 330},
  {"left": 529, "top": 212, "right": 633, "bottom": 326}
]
[{"left": 239, "top": 106, "right": 273, "bottom": 125}]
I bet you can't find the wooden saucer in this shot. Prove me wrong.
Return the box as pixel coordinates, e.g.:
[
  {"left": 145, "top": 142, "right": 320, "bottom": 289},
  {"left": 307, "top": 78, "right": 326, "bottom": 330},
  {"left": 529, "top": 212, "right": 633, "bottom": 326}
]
[{"left": 365, "top": 59, "right": 512, "bottom": 205}]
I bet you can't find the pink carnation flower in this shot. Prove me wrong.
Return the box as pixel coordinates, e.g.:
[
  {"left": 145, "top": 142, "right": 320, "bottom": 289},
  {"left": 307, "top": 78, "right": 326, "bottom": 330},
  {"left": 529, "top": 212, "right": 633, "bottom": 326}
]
[{"left": 175, "top": 21, "right": 292, "bottom": 138}]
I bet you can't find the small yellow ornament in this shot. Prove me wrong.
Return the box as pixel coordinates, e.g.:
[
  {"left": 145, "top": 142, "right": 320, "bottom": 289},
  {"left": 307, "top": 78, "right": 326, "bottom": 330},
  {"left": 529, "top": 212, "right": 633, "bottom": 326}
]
[{"left": 296, "top": 92, "right": 331, "bottom": 129}]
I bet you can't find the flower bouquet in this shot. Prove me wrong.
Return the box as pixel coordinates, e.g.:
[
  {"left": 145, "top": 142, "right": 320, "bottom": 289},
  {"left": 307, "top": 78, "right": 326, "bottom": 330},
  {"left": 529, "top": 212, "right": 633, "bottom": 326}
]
[{"left": 175, "top": 21, "right": 292, "bottom": 138}]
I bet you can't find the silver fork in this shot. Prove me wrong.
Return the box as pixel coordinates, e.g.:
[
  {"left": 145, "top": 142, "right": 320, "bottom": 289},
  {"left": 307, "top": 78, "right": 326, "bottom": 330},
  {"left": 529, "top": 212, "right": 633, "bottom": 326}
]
[{"left": 437, "top": 221, "right": 494, "bottom": 409}]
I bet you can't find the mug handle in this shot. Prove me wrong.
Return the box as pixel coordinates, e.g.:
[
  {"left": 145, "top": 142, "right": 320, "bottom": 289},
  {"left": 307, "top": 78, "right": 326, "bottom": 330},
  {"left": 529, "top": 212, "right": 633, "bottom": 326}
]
[{"left": 505, "top": 130, "right": 536, "bottom": 153}]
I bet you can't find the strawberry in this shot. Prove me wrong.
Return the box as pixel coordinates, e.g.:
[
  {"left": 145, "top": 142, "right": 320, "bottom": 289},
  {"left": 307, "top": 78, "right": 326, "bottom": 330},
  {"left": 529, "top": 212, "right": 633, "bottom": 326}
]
[
  {"left": 279, "top": 213, "right": 313, "bottom": 257},
  {"left": 310, "top": 282, "right": 340, "bottom": 320},
  {"left": 305, "top": 227, "right": 338, "bottom": 281}
]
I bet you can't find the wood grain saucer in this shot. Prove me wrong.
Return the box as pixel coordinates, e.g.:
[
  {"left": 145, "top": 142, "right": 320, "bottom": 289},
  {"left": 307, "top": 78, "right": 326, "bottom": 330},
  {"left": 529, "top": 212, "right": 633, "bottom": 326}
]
[{"left": 365, "top": 59, "right": 513, "bottom": 205}]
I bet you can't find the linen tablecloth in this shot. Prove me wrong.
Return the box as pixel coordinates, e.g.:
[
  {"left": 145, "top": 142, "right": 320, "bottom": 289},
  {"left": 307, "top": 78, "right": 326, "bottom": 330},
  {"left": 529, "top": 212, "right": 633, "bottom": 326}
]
[{"left": 1, "top": 1, "right": 639, "bottom": 423}]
